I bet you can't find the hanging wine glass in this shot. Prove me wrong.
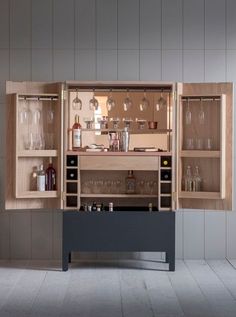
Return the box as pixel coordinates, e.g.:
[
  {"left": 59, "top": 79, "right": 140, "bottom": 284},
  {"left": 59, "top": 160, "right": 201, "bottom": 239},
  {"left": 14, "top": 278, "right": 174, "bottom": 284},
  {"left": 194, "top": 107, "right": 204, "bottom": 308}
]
[
  {"left": 72, "top": 89, "right": 82, "bottom": 110},
  {"left": 19, "top": 98, "right": 32, "bottom": 125},
  {"left": 185, "top": 98, "right": 192, "bottom": 125},
  {"left": 139, "top": 90, "right": 150, "bottom": 111},
  {"left": 106, "top": 89, "right": 116, "bottom": 111},
  {"left": 123, "top": 89, "right": 132, "bottom": 111},
  {"left": 198, "top": 98, "right": 205, "bottom": 125},
  {"left": 155, "top": 90, "right": 166, "bottom": 111},
  {"left": 47, "top": 98, "right": 54, "bottom": 124},
  {"left": 89, "top": 89, "right": 99, "bottom": 111}
]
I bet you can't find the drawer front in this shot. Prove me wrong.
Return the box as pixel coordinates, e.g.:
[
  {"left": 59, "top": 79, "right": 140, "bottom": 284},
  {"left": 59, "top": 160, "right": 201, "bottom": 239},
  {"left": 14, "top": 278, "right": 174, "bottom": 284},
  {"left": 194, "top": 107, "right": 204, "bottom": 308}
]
[{"left": 80, "top": 156, "right": 159, "bottom": 170}]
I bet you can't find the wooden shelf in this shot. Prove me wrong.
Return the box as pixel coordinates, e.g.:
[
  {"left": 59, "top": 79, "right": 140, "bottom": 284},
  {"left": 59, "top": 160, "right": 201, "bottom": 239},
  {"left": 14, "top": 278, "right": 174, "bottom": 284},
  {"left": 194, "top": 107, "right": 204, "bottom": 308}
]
[
  {"left": 80, "top": 194, "right": 157, "bottom": 198},
  {"left": 81, "top": 128, "right": 172, "bottom": 134},
  {"left": 17, "top": 150, "right": 58, "bottom": 157},
  {"left": 16, "top": 191, "right": 58, "bottom": 199},
  {"left": 160, "top": 194, "right": 171, "bottom": 197},
  {"left": 180, "top": 150, "right": 220, "bottom": 158},
  {"left": 179, "top": 191, "right": 222, "bottom": 199},
  {"left": 66, "top": 151, "right": 171, "bottom": 157}
]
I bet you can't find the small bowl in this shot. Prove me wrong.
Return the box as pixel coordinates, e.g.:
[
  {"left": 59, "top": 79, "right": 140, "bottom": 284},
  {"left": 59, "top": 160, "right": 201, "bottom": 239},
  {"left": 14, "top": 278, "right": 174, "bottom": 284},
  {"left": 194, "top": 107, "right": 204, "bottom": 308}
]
[{"left": 148, "top": 121, "right": 158, "bottom": 129}]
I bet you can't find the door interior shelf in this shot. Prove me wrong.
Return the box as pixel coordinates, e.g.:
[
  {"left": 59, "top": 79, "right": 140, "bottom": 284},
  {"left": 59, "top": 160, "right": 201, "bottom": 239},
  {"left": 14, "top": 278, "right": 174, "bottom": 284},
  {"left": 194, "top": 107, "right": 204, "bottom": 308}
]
[
  {"left": 17, "top": 150, "right": 58, "bottom": 157},
  {"left": 16, "top": 191, "right": 58, "bottom": 199},
  {"left": 180, "top": 150, "right": 220, "bottom": 158}
]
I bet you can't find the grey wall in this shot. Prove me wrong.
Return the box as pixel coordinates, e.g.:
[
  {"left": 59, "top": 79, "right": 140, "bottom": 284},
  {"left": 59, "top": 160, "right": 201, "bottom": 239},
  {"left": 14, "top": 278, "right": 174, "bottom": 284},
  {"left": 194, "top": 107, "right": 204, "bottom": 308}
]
[{"left": 0, "top": 0, "right": 236, "bottom": 261}]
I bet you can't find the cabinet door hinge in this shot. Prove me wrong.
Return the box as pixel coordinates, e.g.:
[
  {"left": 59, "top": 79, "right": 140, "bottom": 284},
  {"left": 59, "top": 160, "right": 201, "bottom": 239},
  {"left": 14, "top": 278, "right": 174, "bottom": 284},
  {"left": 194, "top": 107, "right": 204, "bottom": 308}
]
[
  {"left": 62, "top": 90, "right": 67, "bottom": 101},
  {"left": 172, "top": 191, "right": 177, "bottom": 202},
  {"left": 61, "top": 192, "right": 66, "bottom": 201},
  {"left": 173, "top": 90, "right": 177, "bottom": 101}
]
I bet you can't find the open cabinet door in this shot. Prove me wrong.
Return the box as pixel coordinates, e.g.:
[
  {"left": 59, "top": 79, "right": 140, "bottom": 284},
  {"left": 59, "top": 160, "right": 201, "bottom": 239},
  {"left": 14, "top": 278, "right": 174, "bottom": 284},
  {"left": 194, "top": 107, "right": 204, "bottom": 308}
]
[
  {"left": 176, "top": 82, "right": 233, "bottom": 210},
  {"left": 5, "top": 81, "right": 64, "bottom": 210}
]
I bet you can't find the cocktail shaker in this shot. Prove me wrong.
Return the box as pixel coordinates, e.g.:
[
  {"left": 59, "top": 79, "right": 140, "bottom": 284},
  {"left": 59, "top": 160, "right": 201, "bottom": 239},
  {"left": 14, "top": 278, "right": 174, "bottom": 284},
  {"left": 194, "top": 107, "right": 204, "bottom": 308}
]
[{"left": 121, "top": 127, "right": 130, "bottom": 152}]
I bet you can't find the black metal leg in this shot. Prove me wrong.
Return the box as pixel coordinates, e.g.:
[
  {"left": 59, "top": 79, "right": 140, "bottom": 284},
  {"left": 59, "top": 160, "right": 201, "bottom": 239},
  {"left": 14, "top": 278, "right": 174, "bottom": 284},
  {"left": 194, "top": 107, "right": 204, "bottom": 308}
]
[
  {"left": 68, "top": 252, "right": 72, "bottom": 263},
  {"left": 165, "top": 252, "right": 169, "bottom": 263},
  {"left": 169, "top": 253, "right": 175, "bottom": 271},
  {"left": 62, "top": 250, "right": 69, "bottom": 271}
]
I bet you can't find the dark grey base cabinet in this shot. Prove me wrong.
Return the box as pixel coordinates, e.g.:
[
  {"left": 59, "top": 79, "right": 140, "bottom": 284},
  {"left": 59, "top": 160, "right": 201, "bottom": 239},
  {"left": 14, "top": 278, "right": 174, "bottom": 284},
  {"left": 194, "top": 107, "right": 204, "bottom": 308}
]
[{"left": 62, "top": 211, "right": 175, "bottom": 271}]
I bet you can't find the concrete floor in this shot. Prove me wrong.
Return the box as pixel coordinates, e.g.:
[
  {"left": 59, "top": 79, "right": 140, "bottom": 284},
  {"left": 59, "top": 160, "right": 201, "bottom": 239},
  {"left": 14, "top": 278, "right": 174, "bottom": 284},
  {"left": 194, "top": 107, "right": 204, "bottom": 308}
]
[{"left": 0, "top": 259, "right": 236, "bottom": 317}]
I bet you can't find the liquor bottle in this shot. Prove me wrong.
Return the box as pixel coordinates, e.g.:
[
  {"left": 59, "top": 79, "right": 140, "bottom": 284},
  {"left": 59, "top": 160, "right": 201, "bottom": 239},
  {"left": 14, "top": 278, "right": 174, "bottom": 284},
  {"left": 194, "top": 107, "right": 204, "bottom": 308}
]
[
  {"left": 92, "top": 202, "right": 97, "bottom": 211},
  {"left": 45, "top": 157, "right": 56, "bottom": 190},
  {"left": 125, "top": 170, "right": 136, "bottom": 194},
  {"left": 72, "top": 114, "right": 82, "bottom": 150},
  {"left": 192, "top": 166, "right": 202, "bottom": 192},
  {"left": 183, "top": 165, "right": 192, "bottom": 191},
  {"left": 37, "top": 164, "right": 45, "bottom": 191}
]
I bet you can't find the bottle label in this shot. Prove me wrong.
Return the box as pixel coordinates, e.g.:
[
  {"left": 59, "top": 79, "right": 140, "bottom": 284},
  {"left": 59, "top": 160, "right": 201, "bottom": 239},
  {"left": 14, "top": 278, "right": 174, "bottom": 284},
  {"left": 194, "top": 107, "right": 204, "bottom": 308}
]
[
  {"left": 37, "top": 175, "right": 45, "bottom": 191},
  {"left": 73, "top": 129, "right": 81, "bottom": 148}
]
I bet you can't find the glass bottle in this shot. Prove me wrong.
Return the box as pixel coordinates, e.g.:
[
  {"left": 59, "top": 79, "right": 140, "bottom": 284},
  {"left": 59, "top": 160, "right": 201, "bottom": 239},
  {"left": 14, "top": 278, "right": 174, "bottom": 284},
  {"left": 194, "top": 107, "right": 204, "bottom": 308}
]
[
  {"left": 72, "top": 114, "right": 82, "bottom": 150},
  {"left": 125, "top": 170, "right": 136, "bottom": 194},
  {"left": 183, "top": 165, "right": 192, "bottom": 192},
  {"left": 193, "top": 166, "right": 202, "bottom": 192},
  {"left": 45, "top": 157, "right": 56, "bottom": 191},
  {"left": 37, "top": 164, "right": 45, "bottom": 192}
]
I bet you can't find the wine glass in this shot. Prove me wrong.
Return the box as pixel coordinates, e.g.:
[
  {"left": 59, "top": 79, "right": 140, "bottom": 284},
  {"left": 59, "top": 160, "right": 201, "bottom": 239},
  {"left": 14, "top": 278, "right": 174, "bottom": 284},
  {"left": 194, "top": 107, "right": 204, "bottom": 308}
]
[
  {"left": 155, "top": 91, "right": 166, "bottom": 111},
  {"left": 89, "top": 90, "right": 99, "bottom": 111},
  {"left": 122, "top": 117, "right": 133, "bottom": 128},
  {"left": 110, "top": 117, "right": 120, "bottom": 129},
  {"left": 106, "top": 90, "right": 116, "bottom": 111},
  {"left": 47, "top": 99, "right": 54, "bottom": 124},
  {"left": 83, "top": 117, "right": 94, "bottom": 129},
  {"left": 135, "top": 118, "right": 146, "bottom": 130},
  {"left": 72, "top": 89, "right": 82, "bottom": 110},
  {"left": 198, "top": 98, "right": 205, "bottom": 125},
  {"left": 139, "top": 90, "right": 149, "bottom": 111},
  {"left": 185, "top": 98, "right": 192, "bottom": 125},
  {"left": 123, "top": 90, "right": 132, "bottom": 111}
]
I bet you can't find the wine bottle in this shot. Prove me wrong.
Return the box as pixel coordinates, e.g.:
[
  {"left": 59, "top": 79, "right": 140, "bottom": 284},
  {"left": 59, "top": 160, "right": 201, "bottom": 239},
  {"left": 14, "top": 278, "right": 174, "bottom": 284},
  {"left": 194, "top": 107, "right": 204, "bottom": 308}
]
[
  {"left": 72, "top": 114, "right": 82, "bottom": 150},
  {"left": 125, "top": 170, "right": 136, "bottom": 194},
  {"left": 45, "top": 157, "right": 56, "bottom": 191},
  {"left": 37, "top": 164, "right": 45, "bottom": 191}
]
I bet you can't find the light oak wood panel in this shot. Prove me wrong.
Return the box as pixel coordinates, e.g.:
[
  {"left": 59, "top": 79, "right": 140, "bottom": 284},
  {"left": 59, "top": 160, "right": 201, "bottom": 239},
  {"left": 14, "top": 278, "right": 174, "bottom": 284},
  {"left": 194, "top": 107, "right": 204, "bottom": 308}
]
[
  {"left": 5, "top": 81, "right": 63, "bottom": 210},
  {"left": 80, "top": 156, "right": 159, "bottom": 171},
  {"left": 178, "top": 83, "right": 233, "bottom": 210}
]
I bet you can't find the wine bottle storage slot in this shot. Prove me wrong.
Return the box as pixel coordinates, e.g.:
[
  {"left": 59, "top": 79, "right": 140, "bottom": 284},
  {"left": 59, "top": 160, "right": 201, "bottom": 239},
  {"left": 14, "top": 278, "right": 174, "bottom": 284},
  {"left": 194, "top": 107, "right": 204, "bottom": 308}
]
[
  {"left": 66, "top": 155, "right": 78, "bottom": 167},
  {"left": 66, "top": 196, "right": 78, "bottom": 208},
  {"left": 161, "top": 156, "right": 172, "bottom": 167},
  {"left": 66, "top": 169, "right": 78, "bottom": 181},
  {"left": 160, "top": 170, "right": 172, "bottom": 181},
  {"left": 161, "top": 183, "right": 171, "bottom": 194},
  {"left": 66, "top": 182, "right": 78, "bottom": 194},
  {"left": 160, "top": 196, "right": 172, "bottom": 208}
]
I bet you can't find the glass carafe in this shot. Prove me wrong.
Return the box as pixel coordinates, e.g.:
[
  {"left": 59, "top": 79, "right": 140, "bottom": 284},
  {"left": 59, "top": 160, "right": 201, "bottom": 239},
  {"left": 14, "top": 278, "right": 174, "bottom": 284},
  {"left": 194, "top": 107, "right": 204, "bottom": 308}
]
[
  {"left": 192, "top": 166, "right": 202, "bottom": 192},
  {"left": 183, "top": 165, "right": 193, "bottom": 191}
]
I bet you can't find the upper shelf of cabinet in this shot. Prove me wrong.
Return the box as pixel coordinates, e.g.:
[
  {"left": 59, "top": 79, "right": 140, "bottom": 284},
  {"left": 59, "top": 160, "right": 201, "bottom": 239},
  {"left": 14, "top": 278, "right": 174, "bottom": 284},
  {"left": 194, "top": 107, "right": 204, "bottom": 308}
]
[{"left": 16, "top": 93, "right": 61, "bottom": 154}]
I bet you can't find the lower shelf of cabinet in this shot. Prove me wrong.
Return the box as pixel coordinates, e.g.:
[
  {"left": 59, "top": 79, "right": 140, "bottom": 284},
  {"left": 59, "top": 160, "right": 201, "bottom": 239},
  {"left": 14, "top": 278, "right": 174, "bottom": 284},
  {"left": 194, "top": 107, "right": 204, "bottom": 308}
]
[
  {"left": 80, "top": 194, "right": 157, "bottom": 198},
  {"left": 16, "top": 191, "right": 58, "bottom": 199},
  {"left": 179, "top": 191, "right": 222, "bottom": 199}
]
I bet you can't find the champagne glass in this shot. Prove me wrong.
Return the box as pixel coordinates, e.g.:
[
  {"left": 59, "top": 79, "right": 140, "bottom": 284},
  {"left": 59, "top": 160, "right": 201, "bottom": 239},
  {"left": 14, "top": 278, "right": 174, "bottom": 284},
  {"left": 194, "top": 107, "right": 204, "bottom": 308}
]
[
  {"left": 155, "top": 90, "right": 166, "bottom": 111},
  {"left": 139, "top": 90, "right": 149, "bottom": 111},
  {"left": 89, "top": 90, "right": 99, "bottom": 111},
  {"left": 106, "top": 89, "right": 116, "bottom": 111},
  {"left": 198, "top": 98, "right": 205, "bottom": 125},
  {"left": 185, "top": 98, "right": 192, "bottom": 125},
  {"left": 123, "top": 90, "right": 132, "bottom": 111},
  {"left": 72, "top": 89, "right": 82, "bottom": 110}
]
